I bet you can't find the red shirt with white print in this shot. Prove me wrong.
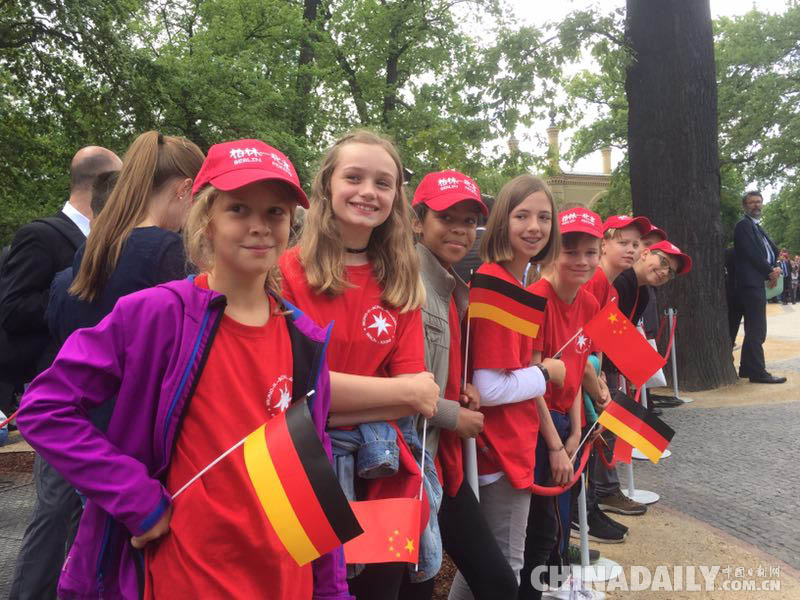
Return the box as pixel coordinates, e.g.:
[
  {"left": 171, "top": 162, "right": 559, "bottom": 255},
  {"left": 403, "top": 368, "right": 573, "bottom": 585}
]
[
  {"left": 279, "top": 247, "right": 427, "bottom": 511},
  {"left": 582, "top": 267, "right": 618, "bottom": 309},
  {"left": 279, "top": 246, "right": 425, "bottom": 376},
  {"left": 469, "top": 262, "right": 538, "bottom": 489},
  {"left": 146, "top": 273, "right": 309, "bottom": 599},
  {"left": 528, "top": 278, "right": 599, "bottom": 415}
]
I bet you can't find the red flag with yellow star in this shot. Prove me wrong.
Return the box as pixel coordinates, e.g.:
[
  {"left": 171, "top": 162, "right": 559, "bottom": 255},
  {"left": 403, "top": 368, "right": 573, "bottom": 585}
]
[
  {"left": 583, "top": 302, "right": 666, "bottom": 388},
  {"left": 342, "top": 498, "right": 422, "bottom": 564}
]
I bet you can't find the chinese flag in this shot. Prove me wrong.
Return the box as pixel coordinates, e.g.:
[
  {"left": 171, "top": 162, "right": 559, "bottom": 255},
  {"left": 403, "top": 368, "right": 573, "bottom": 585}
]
[
  {"left": 612, "top": 438, "right": 633, "bottom": 465},
  {"left": 583, "top": 302, "right": 666, "bottom": 388},
  {"left": 343, "top": 498, "right": 422, "bottom": 564}
]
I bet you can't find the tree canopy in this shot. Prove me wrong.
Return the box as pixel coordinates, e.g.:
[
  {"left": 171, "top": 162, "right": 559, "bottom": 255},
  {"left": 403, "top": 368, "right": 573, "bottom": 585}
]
[{"left": 1, "top": 1, "right": 798, "bottom": 247}]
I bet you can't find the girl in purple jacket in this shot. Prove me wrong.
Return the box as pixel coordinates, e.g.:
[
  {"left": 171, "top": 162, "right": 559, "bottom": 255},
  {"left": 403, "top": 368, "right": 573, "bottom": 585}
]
[{"left": 17, "top": 140, "right": 351, "bottom": 600}]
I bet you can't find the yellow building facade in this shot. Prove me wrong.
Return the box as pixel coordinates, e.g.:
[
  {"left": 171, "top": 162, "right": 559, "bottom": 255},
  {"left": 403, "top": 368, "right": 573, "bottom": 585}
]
[{"left": 544, "top": 124, "right": 612, "bottom": 209}]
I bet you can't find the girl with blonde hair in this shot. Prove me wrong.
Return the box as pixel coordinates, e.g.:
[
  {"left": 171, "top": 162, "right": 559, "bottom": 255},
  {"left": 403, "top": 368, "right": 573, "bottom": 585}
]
[
  {"left": 280, "top": 130, "right": 439, "bottom": 599},
  {"left": 17, "top": 139, "right": 350, "bottom": 599}
]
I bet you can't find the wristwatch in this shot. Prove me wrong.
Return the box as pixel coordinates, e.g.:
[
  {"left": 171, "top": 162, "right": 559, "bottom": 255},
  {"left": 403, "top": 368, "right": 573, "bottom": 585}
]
[{"left": 534, "top": 363, "right": 550, "bottom": 382}]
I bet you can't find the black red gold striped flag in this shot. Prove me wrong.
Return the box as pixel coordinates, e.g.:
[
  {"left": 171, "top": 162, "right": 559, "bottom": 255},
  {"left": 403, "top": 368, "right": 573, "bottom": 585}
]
[
  {"left": 468, "top": 273, "right": 547, "bottom": 338},
  {"left": 597, "top": 393, "right": 675, "bottom": 464},
  {"left": 243, "top": 400, "right": 362, "bottom": 565}
]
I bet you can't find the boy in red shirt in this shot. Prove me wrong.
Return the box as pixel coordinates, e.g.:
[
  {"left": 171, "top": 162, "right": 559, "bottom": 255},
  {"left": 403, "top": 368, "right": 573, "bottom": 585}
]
[
  {"left": 586, "top": 215, "right": 654, "bottom": 526},
  {"left": 519, "top": 207, "right": 603, "bottom": 599}
]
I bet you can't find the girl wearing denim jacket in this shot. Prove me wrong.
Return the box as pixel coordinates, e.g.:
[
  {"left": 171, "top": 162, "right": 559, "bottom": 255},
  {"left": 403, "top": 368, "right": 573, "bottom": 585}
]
[
  {"left": 17, "top": 140, "right": 351, "bottom": 599},
  {"left": 280, "top": 130, "right": 439, "bottom": 600}
]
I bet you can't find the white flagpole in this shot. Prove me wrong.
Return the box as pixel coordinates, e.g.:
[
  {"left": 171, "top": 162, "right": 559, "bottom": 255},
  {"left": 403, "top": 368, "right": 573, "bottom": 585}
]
[
  {"left": 414, "top": 417, "right": 428, "bottom": 573},
  {"left": 553, "top": 327, "right": 583, "bottom": 359},
  {"left": 417, "top": 419, "right": 427, "bottom": 501},
  {"left": 569, "top": 420, "right": 599, "bottom": 463},
  {"left": 462, "top": 306, "right": 480, "bottom": 500},
  {"left": 171, "top": 390, "right": 315, "bottom": 500},
  {"left": 172, "top": 435, "right": 248, "bottom": 499}
]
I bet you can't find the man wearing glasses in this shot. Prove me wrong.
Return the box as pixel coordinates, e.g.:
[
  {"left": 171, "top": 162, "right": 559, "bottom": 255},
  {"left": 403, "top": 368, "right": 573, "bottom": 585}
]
[{"left": 733, "top": 191, "right": 785, "bottom": 384}]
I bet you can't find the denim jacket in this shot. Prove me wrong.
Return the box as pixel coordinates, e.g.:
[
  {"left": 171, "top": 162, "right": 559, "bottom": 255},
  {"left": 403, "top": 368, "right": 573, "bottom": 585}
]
[{"left": 330, "top": 415, "right": 443, "bottom": 582}]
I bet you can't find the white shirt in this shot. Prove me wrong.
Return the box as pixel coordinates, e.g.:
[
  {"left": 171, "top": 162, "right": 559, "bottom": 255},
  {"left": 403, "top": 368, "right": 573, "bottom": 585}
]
[
  {"left": 62, "top": 201, "right": 90, "bottom": 237},
  {"left": 747, "top": 214, "right": 774, "bottom": 264}
]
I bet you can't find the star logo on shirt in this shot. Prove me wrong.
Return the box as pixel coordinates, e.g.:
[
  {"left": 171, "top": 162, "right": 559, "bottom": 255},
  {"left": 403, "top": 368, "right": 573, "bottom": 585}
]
[
  {"left": 266, "top": 374, "right": 293, "bottom": 417},
  {"left": 276, "top": 384, "right": 291, "bottom": 413},
  {"left": 367, "top": 313, "right": 392, "bottom": 337},
  {"left": 576, "top": 333, "right": 588, "bottom": 351},
  {"left": 362, "top": 305, "right": 397, "bottom": 345}
]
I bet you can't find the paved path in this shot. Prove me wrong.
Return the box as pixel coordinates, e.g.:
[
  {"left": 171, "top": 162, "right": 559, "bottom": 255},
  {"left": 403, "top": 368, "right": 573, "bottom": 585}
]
[
  {"left": 0, "top": 471, "right": 33, "bottom": 595},
  {"left": 626, "top": 400, "right": 800, "bottom": 570}
]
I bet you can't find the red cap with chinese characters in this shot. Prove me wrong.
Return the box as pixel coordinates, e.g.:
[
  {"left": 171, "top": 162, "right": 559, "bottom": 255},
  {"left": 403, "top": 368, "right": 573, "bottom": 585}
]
[
  {"left": 559, "top": 207, "right": 603, "bottom": 238},
  {"left": 412, "top": 170, "right": 487, "bottom": 216},
  {"left": 192, "top": 139, "right": 308, "bottom": 208},
  {"left": 643, "top": 223, "right": 667, "bottom": 241},
  {"left": 649, "top": 240, "right": 692, "bottom": 274},
  {"left": 602, "top": 214, "right": 652, "bottom": 236}
]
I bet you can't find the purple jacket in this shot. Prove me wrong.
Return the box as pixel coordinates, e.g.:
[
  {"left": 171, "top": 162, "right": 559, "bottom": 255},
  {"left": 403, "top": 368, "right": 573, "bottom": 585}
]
[{"left": 17, "top": 279, "right": 352, "bottom": 599}]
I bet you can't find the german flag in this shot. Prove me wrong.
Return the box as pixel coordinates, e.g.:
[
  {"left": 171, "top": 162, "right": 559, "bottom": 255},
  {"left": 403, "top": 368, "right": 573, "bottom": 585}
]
[
  {"left": 468, "top": 273, "right": 547, "bottom": 338},
  {"left": 243, "top": 401, "right": 363, "bottom": 565},
  {"left": 597, "top": 393, "right": 675, "bottom": 464}
]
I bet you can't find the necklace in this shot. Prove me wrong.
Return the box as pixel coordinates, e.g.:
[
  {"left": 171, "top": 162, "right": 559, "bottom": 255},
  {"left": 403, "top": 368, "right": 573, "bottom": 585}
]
[{"left": 344, "top": 246, "right": 368, "bottom": 254}]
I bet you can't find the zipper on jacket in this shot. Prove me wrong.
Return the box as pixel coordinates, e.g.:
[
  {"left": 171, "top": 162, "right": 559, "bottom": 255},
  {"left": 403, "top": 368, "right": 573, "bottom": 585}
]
[
  {"left": 95, "top": 515, "right": 115, "bottom": 595},
  {"left": 161, "top": 299, "right": 224, "bottom": 454}
]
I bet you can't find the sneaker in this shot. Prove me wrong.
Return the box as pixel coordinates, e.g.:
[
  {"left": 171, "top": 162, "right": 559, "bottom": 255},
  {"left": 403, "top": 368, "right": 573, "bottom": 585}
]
[
  {"left": 566, "top": 544, "right": 600, "bottom": 564},
  {"left": 596, "top": 507, "right": 629, "bottom": 535},
  {"left": 570, "top": 513, "right": 626, "bottom": 544},
  {"left": 598, "top": 489, "right": 648, "bottom": 515}
]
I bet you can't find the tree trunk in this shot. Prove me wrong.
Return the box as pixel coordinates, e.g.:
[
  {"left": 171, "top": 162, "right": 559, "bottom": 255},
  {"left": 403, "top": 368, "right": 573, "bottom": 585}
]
[
  {"left": 292, "top": 0, "right": 320, "bottom": 137},
  {"left": 626, "top": 0, "right": 737, "bottom": 390}
]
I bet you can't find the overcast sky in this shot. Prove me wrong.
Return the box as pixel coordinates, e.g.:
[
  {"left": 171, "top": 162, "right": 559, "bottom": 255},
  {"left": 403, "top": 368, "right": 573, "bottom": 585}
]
[{"left": 500, "top": 0, "right": 790, "bottom": 191}]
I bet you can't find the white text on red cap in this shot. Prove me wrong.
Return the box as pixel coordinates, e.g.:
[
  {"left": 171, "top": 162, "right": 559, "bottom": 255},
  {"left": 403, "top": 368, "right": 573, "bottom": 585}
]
[
  {"left": 228, "top": 147, "right": 292, "bottom": 175},
  {"left": 561, "top": 212, "right": 597, "bottom": 226}
]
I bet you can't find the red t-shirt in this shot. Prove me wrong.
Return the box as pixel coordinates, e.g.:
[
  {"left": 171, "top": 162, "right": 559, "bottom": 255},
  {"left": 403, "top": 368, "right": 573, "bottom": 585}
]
[
  {"left": 146, "top": 274, "right": 311, "bottom": 599},
  {"left": 279, "top": 247, "right": 425, "bottom": 376},
  {"left": 528, "top": 279, "right": 599, "bottom": 415},
  {"left": 582, "top": 267, "right": 618, "bottom": 309},
  {"left": 435, "top": 297, "right": 464, "bottom": 497},
  {"left": 469, "top": 262, "right": 538, "bottom": 489}
]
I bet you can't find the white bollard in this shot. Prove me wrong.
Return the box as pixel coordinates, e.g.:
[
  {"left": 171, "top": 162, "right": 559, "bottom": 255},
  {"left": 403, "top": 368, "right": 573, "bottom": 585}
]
[{"left": 666, "top": 308, "right": 694, "bottom": 403}]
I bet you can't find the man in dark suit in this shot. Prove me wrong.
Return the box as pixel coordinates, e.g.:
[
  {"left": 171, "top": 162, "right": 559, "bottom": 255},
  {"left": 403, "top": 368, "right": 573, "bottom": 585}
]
[
  {"left": 733, "top": 190, "right": 786, "bottom": 384},
  {"left": 725, "top": 246, "right": 744, "bottom": 348},
  {"left": 778, "top": 250, "right": 791, "bottom": 304},
  {"left": 2, "top": 145, "right": 121, "bottom": 600}
]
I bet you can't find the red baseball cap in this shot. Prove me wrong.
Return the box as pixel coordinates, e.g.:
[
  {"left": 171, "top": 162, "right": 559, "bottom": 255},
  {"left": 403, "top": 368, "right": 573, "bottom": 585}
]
[
  {"left": 602, "top": 214, "right": 651, "bottom": 236},
  {"left": 643, "top": 223, "right": 667, "bottom": 241},
  {"left": 192, "top": 139, "right": 308, "bottom": 208},
  {"left": 558, "top": 207, "right": 603, "bottom": 237},
  {"left": 649, "top": 240, "right": 692, "bottom": 274},
  {"left": 412, "top": 170, "right": 487, "bottom": 216}
]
